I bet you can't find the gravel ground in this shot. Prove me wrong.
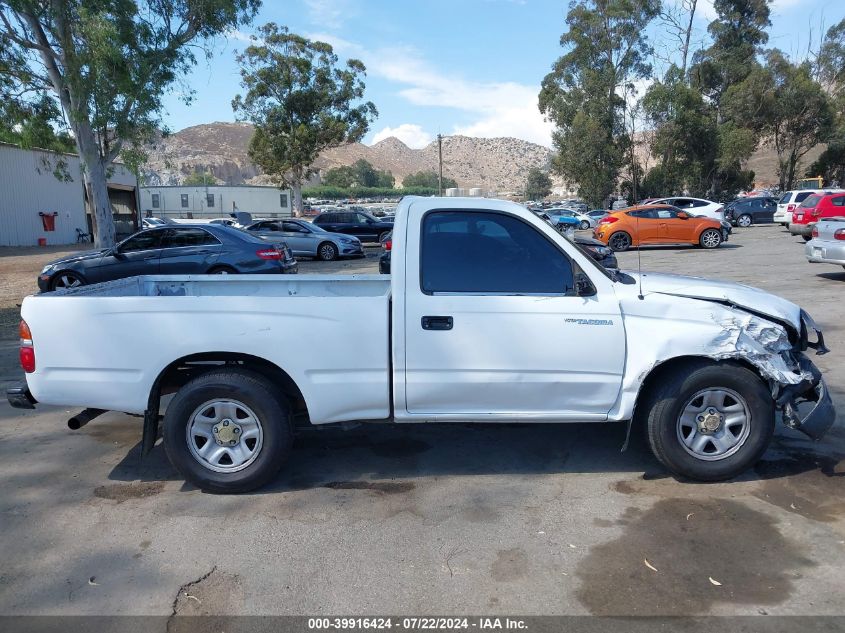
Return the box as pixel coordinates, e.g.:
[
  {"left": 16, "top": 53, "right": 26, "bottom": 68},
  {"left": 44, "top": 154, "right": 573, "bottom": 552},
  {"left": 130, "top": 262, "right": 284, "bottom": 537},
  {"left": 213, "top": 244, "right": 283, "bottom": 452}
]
[{"left": 0, "top": 224, "right": 843, "bottom": 617}]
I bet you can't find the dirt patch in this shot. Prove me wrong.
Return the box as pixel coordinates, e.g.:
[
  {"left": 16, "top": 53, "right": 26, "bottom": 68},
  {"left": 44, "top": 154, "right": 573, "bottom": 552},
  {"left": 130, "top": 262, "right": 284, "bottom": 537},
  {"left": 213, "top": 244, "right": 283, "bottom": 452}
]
[
  {"left": 94, "top": 481, "right": 164, "bottom": 503},
  {"left": 491, "top": 548, "right": 529, "bottom": 582},
  {"left": 323, "top": 480, "right": 415, "bottom": 494},
  {"left": 168, "top": 567, "right": 244, "bottom": 631},
  {"left": 752, "top": 453, "right": 845, "bottom": 523},
  {"left": 576, "top": 498, "right": 813, "bottom": 615}
]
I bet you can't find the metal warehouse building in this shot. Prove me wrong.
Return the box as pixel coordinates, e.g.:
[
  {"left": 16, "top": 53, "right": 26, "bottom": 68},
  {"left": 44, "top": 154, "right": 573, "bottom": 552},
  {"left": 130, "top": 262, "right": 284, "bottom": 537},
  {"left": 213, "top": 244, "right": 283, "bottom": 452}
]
[
  {"left": 139, "top": 184, "right": 292, "bottom": 220},
  {"left": 0, "top": 143, "right": 139, "bottom": 247}
]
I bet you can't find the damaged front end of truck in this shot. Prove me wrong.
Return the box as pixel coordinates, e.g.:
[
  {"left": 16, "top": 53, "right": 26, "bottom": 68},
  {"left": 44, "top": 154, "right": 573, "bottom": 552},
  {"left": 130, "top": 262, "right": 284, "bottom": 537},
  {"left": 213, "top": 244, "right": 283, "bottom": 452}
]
[{"left": 671, "top": 297, "right": 834, "bottom": 440}]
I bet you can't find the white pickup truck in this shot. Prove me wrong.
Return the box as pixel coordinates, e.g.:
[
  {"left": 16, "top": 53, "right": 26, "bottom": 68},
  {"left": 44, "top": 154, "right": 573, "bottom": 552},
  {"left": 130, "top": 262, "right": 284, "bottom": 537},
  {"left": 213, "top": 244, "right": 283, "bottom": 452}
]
[{"left": 8, "top": 197, "right": 835, "bottom": 493}]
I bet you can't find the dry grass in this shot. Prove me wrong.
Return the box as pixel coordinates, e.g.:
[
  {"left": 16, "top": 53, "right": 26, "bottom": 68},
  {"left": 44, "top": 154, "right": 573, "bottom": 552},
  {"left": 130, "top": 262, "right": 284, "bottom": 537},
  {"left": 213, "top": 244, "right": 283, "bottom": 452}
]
[{"left": 0, "top": 244, "right": 90, "bottom": 339}]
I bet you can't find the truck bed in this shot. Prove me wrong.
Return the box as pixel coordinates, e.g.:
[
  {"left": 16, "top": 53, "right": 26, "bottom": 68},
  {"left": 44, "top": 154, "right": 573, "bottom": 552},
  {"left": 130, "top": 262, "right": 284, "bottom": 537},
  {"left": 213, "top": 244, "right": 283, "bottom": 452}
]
[{"left": 22, "top": 275, "right": 392, "bottom": 422}]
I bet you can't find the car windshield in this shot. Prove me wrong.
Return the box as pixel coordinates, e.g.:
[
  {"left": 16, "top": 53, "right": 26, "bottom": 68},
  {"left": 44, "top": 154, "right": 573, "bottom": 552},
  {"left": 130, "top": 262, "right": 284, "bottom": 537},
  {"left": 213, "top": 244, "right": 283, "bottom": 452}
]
[{"left": 304, "top": 221, "right": 327, "bottom": 233}]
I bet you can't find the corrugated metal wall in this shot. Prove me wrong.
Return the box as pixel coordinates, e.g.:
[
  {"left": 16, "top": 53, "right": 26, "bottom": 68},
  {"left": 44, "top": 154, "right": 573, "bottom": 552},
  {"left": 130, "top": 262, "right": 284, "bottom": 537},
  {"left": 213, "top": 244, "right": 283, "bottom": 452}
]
[
  {"left": 0, "top": 144, "right": 87, "bottom": 247},
  {"left": 139, "top": 185, "right": 292, "bottom": 220}
]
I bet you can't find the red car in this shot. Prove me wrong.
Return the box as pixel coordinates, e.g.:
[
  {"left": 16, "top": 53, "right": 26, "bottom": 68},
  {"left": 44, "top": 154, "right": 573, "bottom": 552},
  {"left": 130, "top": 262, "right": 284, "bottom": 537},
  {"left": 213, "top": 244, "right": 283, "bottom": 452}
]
[{"left": 789, "top": 192, "right": 845, "bottom": 240}]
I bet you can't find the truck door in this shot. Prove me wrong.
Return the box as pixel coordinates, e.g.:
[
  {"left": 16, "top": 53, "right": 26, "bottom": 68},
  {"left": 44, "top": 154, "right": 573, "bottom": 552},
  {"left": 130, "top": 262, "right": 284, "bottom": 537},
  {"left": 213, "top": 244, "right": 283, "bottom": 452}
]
[{"left": 402, "top": 209, "right": 626, "bottom": 419}]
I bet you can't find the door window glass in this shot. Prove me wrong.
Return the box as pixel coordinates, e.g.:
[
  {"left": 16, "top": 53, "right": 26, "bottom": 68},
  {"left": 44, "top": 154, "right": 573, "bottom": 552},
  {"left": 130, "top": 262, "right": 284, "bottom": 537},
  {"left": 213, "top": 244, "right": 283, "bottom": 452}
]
[
  {"left": 119, "top": 230, "right": 164, "bottom": 252},
  {"left": 162, "top": 228, "right": 220, "bottom": 248},
  {"left": 421, "top": 211, "right": 574, "bottom": 294}
]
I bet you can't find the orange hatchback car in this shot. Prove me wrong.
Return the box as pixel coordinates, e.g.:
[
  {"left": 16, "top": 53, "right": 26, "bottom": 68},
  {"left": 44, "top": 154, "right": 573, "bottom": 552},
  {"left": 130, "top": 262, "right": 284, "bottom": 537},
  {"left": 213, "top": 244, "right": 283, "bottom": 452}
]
[{"left": 594, "top": 204, "right": 728, "bottom": 252}]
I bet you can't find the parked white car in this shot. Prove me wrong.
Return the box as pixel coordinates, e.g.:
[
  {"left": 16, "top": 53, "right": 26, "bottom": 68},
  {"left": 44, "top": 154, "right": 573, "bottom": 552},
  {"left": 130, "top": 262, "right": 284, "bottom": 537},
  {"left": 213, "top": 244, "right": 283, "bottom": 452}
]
[
  {"left": 805, "top": 217, "right": 845, "bottom": 269},
  {"left": 648, "top": 197, "right": 724, "bottom": 221},
  {"left": 7, "top": 196, "right": 834, "bottom": 493},
  {"left": 774, "top": 190, "right": 845, "bottom": 226}
]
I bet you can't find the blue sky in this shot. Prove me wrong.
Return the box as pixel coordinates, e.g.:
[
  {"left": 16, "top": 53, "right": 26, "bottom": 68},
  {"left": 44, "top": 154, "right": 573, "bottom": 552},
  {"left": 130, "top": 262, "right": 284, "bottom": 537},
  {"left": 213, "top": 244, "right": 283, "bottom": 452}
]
[{"left": 161, "top": 0, "right": 845, "bottom": 149}]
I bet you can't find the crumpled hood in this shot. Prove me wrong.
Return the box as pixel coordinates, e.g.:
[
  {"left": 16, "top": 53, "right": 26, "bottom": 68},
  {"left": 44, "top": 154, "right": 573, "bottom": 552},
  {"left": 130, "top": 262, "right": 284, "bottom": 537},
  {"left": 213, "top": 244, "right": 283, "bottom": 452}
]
[{"left": 623, "top": 271, "right": 801, "bottom": 329}]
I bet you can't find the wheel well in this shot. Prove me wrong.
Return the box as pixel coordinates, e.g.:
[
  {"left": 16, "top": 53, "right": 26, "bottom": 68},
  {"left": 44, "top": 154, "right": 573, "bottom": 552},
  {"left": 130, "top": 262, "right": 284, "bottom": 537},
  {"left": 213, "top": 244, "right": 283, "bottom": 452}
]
[
  {"left": 207, "top": 264, "right": 236, "bottom": 273},
  {"left": 632, "top": 355, "right": 764, "bottom": 425},
  {"left": 151, "top": 352, "right": 309, "bottom": 422}
]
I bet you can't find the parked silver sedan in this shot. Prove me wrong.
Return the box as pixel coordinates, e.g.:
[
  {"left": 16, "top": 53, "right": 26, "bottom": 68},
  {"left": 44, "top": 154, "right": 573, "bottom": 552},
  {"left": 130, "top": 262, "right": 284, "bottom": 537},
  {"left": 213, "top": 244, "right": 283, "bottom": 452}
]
[
  {"left": 805, "top": 217, "right": 845, "bottom": 270},
  {"left": 245, "top": 219, "right": 364, "bottom": 261}
]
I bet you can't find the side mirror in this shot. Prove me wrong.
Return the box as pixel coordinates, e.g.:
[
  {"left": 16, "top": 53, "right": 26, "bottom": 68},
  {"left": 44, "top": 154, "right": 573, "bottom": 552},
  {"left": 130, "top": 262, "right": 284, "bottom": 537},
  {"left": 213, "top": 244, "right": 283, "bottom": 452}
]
[
  {"left": 676, "top": 211, "right": 689, "bottom": 219},
  {"left": 574, "top": 272, "right": 596, "bottom": 297}
]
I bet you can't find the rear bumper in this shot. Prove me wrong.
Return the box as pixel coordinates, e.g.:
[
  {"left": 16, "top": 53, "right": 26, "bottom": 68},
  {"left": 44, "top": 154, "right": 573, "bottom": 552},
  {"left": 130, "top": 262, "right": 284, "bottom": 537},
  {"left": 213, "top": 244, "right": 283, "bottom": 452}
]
[
  {"left": 6, "top": 382, "right": 36, "bottom": 409},
  {"left": 789, "top": 222, "right": 813, "bottom": 236},
  {"left": 805, "top": 240, "right": 845, "bottom": 265}
]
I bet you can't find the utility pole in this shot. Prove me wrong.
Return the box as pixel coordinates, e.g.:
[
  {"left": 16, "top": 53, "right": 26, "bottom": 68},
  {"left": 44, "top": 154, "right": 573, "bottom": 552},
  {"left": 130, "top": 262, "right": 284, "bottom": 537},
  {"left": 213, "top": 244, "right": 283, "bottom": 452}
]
[{"left": 437, "top": 133, "right": 443, "bottom": 196}]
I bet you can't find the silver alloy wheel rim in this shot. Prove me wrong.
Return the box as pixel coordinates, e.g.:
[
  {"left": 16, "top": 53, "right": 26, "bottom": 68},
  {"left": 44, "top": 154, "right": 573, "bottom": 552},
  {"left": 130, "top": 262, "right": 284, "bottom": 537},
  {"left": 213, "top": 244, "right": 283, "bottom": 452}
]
[
  {"left": 610, "top": 233, "right": 629, "bottom": 250},
  {"left": 738, "top": 215, "right": 752, "bottom": 227},
  {"left": 702, "top": 230, "right": 721, "bottom": 248},
  {"left": 186, "top": 399, "right": 264, "bottom": 473},
  {"left": 580, "top": 221, "right": 589, "bottom": 230},
  {"left": 320, "top": 244, "right": 336, "bottom": 260},
  {"left": 55, "top": 274, "right": 81, "bottom": 289},
  {"left": 676, "top": 387, "right": 751, "bottom": 461}
]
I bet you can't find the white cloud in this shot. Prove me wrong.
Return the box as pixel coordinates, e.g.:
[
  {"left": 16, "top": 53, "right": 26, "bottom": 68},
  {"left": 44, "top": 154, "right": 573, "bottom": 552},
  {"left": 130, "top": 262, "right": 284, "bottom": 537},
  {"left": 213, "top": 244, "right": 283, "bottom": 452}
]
[
  {"left": 372, "top": 124, "right": 434, "bottom": 148},
  {"left": 303, "top": 34, "right": 553, "bottom": 146},
  {"left": 305, "top": 0, "right": 352, "bottom": 30},
  {"left": 226, "top": 29, "right": 255, "bottom": 44}
]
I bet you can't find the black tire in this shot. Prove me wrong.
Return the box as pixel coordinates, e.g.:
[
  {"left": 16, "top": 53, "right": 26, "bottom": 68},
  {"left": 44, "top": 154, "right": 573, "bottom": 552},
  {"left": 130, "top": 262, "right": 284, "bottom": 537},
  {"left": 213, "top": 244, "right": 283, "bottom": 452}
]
[
  {"left": 644, "top": 361, "right": 774, "bottom": 482},
  {"left": 737, "top": 214, "right": 752, "bottom": 227},
  {"left": 208, "top": 266, "right": 237, "bottom": 275},
  {"left": 50, "top": 271, "right": 86, "bottom": 291},
  {"left": 608, "top": 231, "right": 632, "bottom": 252},
  {"left": 699, "top": 228, "right": 722, "bottom": 249},
  {"left": 163, "top": 369, "right": 293, "bottom": 493},
  {"left": 579, "top": 220, "right": 590, "bottom": 230},
  {"left": 802, "top": 235, "right": 812, "bottom": 242},
  {"left": 317, "top": 241, "right": 338, "bottom": 261}
]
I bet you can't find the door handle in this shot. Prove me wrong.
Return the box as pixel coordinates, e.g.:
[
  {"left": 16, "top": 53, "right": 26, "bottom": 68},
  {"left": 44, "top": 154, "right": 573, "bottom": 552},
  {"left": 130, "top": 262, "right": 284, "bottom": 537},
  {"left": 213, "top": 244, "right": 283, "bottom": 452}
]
[{"left": 421, "top": 316, "right": 453, "bottom": 331}]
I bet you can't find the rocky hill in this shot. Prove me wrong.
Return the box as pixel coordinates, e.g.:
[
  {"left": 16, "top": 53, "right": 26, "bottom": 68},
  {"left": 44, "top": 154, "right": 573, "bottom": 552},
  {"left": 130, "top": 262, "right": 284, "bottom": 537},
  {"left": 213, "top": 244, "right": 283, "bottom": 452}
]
[{"left": 140, "top": 122, "right": 555, "bottom": 192}]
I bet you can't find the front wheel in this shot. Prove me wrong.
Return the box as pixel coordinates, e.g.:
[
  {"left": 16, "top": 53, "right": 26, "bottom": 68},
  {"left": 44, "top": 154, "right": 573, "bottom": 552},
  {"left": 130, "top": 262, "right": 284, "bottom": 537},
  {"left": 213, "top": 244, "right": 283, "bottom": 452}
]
[
  {"left": 699, "top": 228, "right": 722, "bottom": 249},
  {"left": 737, "top": 214, "right": 752, "bottom": 227},
  {"left": 163, "top": 369, "right": 293, "bottom": 493},
  {"left": 50, "top": 271, "right": 85, "bottom": 290},
  {"left": 580, "top": 220, "right": 590, "bottom": 230},
  {"left": 644, "top": 362, "right": 774, "bottom": 481},
  {"left": 318, "top": 242, "right": 338, "bottom": 261}
]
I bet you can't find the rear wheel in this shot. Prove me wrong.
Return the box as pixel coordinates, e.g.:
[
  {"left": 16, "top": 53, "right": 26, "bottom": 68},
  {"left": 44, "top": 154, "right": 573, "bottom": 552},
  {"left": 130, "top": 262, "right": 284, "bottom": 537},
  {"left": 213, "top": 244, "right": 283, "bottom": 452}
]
[
  {"left": 608, "top": 231, "right": 632, "bottom": 252},
  {"left": 50, "top": 271, "right": 85, "bottom": 290},
  {"left": 699, "top": 228, "right": 722, "bottom": 249},
  {"left": 737, "top": 214, "right": 752, "bottom": 227},
  {"left": 163, "top": 369, "right": 293, "bottom": 493},
  {"left": 318, "top": 242, "right": 338, "bottom": 261},
  {"left": 208, "top": 266, "right": 237, "bottom": 275},
  {"left": 802, "top": 235, "right": 812, "bottom": 242},
  {"left": 579, "top": 220, "right": 590, "bottom": 230},
  {"left": 644, "top": 361, "right": 774, "bottom": 481}
]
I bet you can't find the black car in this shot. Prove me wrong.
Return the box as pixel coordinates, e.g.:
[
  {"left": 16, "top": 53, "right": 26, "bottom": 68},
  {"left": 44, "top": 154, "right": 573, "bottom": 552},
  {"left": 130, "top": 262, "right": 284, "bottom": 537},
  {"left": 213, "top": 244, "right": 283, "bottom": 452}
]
[
  {"left": 312, "top": 210, "right": 394, "bottom": 243},
  {"left": 376, "top": 232, "right": 617, "bottom": 273},
  {"left": 38, "top": 224, "right": 298, "bottom": 292},
  {"left": 723, "top": 196, "right": 777, "bottom": 227}
]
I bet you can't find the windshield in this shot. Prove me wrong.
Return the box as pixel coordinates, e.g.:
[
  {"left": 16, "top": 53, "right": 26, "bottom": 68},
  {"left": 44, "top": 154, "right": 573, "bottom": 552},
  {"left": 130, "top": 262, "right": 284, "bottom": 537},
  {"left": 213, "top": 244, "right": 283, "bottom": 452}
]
[{"left": 306, "top": 221, "right": 328, "bottom": 233}]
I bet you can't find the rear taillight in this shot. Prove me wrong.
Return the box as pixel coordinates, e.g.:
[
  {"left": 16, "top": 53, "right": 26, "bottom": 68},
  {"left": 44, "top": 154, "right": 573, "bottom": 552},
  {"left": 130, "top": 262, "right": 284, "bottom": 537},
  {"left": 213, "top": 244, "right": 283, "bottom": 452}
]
[
  {"left": 812, "top": 226, "right": 819, "bottom": 238},
  {"left": 599, "top": 216, "right": 618, "bottom": 225},
  {"left": 835, "top": 229, "right": 845, "bottom": 241},
  {"left": 19, "top": 320, "right": 35, "bottom": 373},
  {"left": 787, "top": 204, "right": 796, "bottom": 211},
  {"left": 812, "top": 208, "right": 822, "bottom": 217},
  {"left": 256, "top": 247, "right": 283, "bottom": 260},
  {"left": 384, "top": 239, "right": 392, "bottom": 251}
]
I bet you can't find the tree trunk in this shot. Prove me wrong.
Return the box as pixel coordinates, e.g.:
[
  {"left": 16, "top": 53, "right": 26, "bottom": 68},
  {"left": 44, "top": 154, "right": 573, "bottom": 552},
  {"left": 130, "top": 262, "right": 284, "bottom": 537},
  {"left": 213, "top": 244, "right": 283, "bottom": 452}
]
[
  {"left": 291, "top": 182, "right": 303, "bottom": 218},
  {"left": 76, "top": 125, "right": 116, "bottom": 247}
]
